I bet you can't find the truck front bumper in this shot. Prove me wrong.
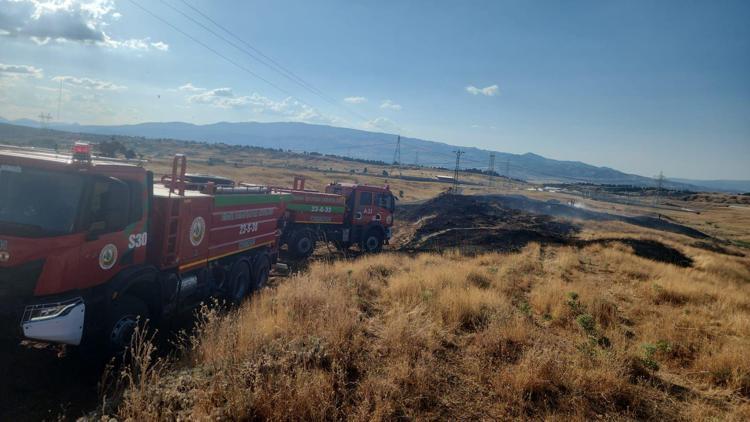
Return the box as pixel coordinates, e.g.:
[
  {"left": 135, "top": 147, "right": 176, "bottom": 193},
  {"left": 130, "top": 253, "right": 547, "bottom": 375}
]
[{"left": 21, "top": 297, "right": 85, "bottom": 345}]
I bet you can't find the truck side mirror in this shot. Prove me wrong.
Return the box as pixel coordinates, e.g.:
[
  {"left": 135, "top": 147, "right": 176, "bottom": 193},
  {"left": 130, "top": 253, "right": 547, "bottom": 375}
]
[{"left": 86, "top": 221, "right": 106, "bottom": 241}]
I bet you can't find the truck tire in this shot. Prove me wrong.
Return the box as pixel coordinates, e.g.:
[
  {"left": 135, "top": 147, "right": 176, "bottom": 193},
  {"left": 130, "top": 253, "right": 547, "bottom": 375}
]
[
  {"left": 227, "top": 260, "right": 251, "bottom": 305},
  {"left": 252, "top": 254, "right": 271, "bottom": 291},
  {"left": 105, "top": 295, "right": 150, "bottom": 355},
  {"left": 290, "top": 230, "right": 315, "bottom": 259},
  {"left": 362, "top": 229, "right": 384, "bottom": 253}
]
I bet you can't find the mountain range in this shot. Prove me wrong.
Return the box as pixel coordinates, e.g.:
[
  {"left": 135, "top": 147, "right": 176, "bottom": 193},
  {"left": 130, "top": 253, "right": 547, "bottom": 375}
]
[{"left": 1, "top": 117, "right": 747, "bottom": 193}]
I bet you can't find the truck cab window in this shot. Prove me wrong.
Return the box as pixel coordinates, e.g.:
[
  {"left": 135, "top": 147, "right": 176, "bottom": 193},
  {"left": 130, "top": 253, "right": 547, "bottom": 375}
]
[
  {"left": 128, "top": 181, "right": 144, "bottom": 223},
  {"left": 0, "top": 167, "right": 84, "bottom": 237},
  {"left": 87, "top": 177, "right": 131, "bottom": 233},
  {"left": 359, "top": 191, "right": 373, "bottom": 206},
  {"left": 376, "top": 193, "right": 393, "bottom": 210}
]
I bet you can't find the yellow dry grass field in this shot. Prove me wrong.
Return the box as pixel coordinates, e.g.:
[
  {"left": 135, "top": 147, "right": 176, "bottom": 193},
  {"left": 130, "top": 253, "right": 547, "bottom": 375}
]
[{"left": 107, "top": 220, "right": 750, "bottom": 420}]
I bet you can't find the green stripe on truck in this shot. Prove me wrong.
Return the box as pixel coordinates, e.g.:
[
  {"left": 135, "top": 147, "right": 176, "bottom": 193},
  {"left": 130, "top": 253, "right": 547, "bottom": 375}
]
[
  {"left": 214, "top": 193, "right": 291, "bottom": 208},
  {"left": 291, "top": 194, "right": 345, "bottom": 205},
  {"left": 287, "top": 203, "right": 346, "bottom": 213}
]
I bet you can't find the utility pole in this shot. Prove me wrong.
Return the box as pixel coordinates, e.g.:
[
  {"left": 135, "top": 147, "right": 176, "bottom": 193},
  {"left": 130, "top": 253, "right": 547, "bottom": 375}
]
[
  {"left": 452, "top": 149, "right": 464, "bottom": 193},
  {"left": 392, "top": 135, "right": 402, "bottom": 177},
  {"left": 414, "top": 151, "right": 419, "bottom": 166},
  {"left": 487, "top": 153, "right": 496, "bottom": 188},
  {"left": 505, "top": 159, "right": 511, "bottom": 189},
  {"left": 654, "top": 171, "right": 665, "bottom": 206},
  {"left": 38, "top": 112, "right": 52, "bottom": 129},
  {"left": 56, "top": 79, "right": 63, "bottom": 121}
]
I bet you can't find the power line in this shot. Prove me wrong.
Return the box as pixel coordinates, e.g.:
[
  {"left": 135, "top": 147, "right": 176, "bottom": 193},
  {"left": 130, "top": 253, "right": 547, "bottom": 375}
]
[
  {"left": 162, "top": 0, "right": 388, "bottom": 130},
  {"left": 177, "top": 0, "right": 328, "bottom": 99},
  {"left": 128, "top": 0, "right": 296, "bottom": 99},
  {"left": 130, "top": 0, "right": 401, "bottom": 138},
  {"left": 165, "top": 1, "right": 343, "bottom": 111}
]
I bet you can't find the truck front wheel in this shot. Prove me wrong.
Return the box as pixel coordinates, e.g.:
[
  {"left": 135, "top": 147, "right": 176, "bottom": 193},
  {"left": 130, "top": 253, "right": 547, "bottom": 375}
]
[
  {"left": 289, "top": 230, "right": 315, "bottom": 259},
  {"left": 362, "top": 230, "right": 384, "bottom": 253},
  {"left": 105, "top": 295, "right": 150, "bottom": 355}
]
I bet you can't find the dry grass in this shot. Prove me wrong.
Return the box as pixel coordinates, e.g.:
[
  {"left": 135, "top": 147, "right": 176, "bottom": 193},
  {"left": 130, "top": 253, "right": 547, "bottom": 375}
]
[{"left": 108, "top": 236, "right": 750, "bottom": 420}]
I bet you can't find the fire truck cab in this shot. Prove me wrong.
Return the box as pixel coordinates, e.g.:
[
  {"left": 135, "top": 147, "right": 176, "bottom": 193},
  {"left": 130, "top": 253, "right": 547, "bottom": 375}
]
[
  {"left": 325, "top": 182, "right": 396, "bottom": 248},
  {"left": 0, "top": 144, "right": 151, "bottom": 347}
]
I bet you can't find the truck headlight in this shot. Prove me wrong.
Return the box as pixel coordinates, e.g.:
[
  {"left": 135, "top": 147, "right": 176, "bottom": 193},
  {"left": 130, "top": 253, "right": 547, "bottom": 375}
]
[{"left": 22, "top": 297, "right": 84, "bottom": 322}]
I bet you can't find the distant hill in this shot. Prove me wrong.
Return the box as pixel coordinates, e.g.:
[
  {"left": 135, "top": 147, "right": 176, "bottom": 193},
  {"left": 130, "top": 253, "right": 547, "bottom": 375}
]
[
  {"left": 0, "top": 119, "right": 741, "bottom": 192},
  {"left": 670, "top": 179, "right": 750, "bottom": 194}
]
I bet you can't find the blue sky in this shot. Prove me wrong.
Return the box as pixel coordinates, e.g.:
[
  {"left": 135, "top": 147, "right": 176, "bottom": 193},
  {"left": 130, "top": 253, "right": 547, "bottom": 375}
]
[{"left": 0, "top": 0, "right": 748, "bottom": 180}]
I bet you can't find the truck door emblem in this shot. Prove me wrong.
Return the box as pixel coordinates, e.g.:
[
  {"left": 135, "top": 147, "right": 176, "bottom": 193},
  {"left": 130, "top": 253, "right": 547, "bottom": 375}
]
[
  {"left": 190, "top": 216, "right": 206, "bottom": 246},
  {"left": 0, "top": 251, "right": 9, "bottom": 263},
  {"left": 99, "top": 244, "right": 118, "bottom": 270}
]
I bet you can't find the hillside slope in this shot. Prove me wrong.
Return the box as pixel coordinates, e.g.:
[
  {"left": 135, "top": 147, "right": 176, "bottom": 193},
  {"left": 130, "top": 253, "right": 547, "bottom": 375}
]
[{"left": 0, "top": 119, "right": 709, "bottom": 190}]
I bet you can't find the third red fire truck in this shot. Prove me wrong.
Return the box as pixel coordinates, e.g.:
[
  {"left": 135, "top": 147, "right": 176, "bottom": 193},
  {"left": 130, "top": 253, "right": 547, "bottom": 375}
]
[{"left": 272, "top": 176, "right": 395, "bottom": 258}]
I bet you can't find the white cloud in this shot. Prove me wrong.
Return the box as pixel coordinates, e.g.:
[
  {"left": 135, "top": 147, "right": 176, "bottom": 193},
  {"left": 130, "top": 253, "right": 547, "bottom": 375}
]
[
  {"left": 103, "top": 36, "right": 170, "bottom": 52},
  {"left": 470, "top": 124, "right": 498, "bottom": 130},
  {"left": 53, "top": 75, "right": 126, "bottom": 91},
  {"left": 0, "top": 63, "right": 43, "bottom": 79},
  {"left": 380, "top": 99, "right": 402, "bottom": 111},
  {"left": 178, "top": 82, "right": 204, "bottom": 92},
  {"left": 466, "top": 84, "right": 499, "bottom": 96},
  {"left": 113, "top": 37, "right": 150, "bottom": 51},
  {"left": 364, "top": 117, "right": 398, "bottom": 132},
  {"left": 0, "top": 0, "right": 168, "bottom": 51},
  {"left": 101, "top": 34, "right": 169, "bottom": 51},
  {"left": 150, "top": 41, "right": 169, "bottom": 51},
  {"left": 181, "top": 83, "right": 343, "bottom": 125},
  {"left": 245, "top": 94, "right": 342, "bottom": 125},
  {"left": 343, "top": 96, "right": 367, "bottom": 104},
  {"left": 188, "top": 87, "right": 251, "bottom": 108}
]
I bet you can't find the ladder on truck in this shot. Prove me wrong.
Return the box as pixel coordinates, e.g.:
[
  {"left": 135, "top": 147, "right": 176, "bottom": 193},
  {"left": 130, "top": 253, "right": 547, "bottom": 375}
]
[{"left": 162, "top": 154, "right": 187, "bottom": 267}]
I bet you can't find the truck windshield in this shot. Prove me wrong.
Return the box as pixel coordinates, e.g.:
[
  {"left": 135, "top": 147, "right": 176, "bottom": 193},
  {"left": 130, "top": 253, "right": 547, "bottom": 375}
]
[{"left": 0, "top": 166, "right": 85, "bottom": 237}]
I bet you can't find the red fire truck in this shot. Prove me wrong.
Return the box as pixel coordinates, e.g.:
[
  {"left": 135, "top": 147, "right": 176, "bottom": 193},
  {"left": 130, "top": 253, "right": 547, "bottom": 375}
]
[
  {"left": 0, "top": 143, "right": 289, "bottom": 350},
  {"left": 273, "top": 176, "right": 396, "bottom": 258}
]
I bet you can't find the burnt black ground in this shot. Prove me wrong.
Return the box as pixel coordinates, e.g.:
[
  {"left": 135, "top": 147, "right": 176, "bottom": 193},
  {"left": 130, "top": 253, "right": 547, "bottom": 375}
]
[
  {"left": 396, "top": 194, "right": 698, "bottom": 267},
  {"left": 480, "top": 194, "right": 710, "bottom": 239}
]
